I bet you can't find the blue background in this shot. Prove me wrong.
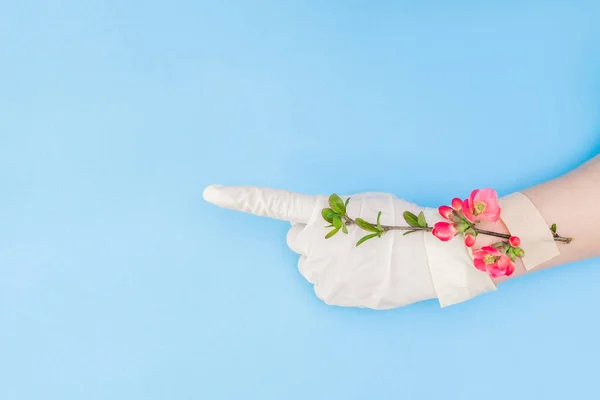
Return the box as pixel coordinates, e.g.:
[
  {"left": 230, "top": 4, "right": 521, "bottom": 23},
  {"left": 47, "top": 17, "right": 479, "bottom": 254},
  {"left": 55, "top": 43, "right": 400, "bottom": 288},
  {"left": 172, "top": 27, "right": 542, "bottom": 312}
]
[{"left": 1, "top": 1, "right": 599, "bottom": 399}]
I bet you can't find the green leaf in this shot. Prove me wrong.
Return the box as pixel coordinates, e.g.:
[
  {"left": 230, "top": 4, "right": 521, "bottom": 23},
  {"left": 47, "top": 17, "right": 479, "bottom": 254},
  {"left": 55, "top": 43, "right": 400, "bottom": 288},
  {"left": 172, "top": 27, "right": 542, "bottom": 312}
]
[
  {"left": 342, "top": 225, "right": 348, "bottom": 234},
  {"left": 403, "top": 211, "right": 419, "bottom": 227},
  {"left": 324, "top": 224, "right": 334, "bottom": 228},
  {"left": 356, "top": 233, "right": 379, "bottom": 247},
  {"left": 344, "top": 197, "right": 351, "bottom": 208},
  {"left": 551, "top": 223, "right": 557, "bottom": 234},
  {"left": 417, "top": 211, "right": 427, "bottom": 228},
  {"left": 376, "top": 211, "right": 382, "bottom": 231},
  {"left": 329, "top": 194, "right": 346, "bottom": 215},
  {"left": 332, "top": 215, "right": 343, "bottom": 229},
  {"left": 325, "top": 227, "right": 340, "bottom": 239},
  {"left": 355, "top": 218, "right": 379, "bottom": 233},
  {"left": 321, "top": 208, "right": 335, "bottom": 223},
  {"left": 402, "top": 230, "right": 419, "bottom": 236}
]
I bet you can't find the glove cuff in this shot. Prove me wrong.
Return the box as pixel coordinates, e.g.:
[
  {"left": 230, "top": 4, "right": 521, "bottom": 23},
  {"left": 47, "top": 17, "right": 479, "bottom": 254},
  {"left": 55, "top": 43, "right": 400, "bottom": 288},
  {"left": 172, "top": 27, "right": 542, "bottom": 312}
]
[
  {"left": 422, "top": 208, "right": 497, "bottom": 307},
  {"left": 498, "top": 192, "right": 560, "bottom": 270}
]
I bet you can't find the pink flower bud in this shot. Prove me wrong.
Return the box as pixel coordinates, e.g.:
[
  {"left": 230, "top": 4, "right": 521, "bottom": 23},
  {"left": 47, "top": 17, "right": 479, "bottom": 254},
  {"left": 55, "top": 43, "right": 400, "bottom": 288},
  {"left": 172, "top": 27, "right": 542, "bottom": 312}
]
[
  {"left": 464, "top": 234, "right": 476, "bottom": 247},
  {"left": 431, "top": 221, "right": 457, "bottom": 241},
  {"left": 451, "top": 197, "right": 463, "bottom": 211},
  {"left": 509, "top": 236, "right": 520, "bottom": 247},
  {"left": 438, "top": 205, "right": 453, "bottom": 220}
]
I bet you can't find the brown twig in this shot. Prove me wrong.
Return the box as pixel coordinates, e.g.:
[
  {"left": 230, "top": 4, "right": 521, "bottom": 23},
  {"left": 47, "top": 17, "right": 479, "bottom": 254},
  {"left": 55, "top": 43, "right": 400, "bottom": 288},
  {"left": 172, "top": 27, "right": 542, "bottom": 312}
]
[{"left": 345, "top": 217, "right": 573, "bottom": 244}]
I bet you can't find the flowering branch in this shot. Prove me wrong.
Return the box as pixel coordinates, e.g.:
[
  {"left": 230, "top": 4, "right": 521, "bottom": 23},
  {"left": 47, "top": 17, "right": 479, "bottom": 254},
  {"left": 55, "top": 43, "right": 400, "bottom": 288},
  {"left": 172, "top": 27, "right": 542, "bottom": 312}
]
[
  {"left": 341, "top": 219, "right": 571, "bottom": 243},
  {"left": 322, "top": 190, "right": 573, "bottom": 278}
]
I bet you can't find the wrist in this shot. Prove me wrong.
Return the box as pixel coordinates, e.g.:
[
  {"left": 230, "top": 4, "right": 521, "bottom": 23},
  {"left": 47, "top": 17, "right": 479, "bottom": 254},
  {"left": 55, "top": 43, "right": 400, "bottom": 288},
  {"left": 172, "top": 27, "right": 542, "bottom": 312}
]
[{"left": 422, "top": 208, "right": 497, "bottom": 307}]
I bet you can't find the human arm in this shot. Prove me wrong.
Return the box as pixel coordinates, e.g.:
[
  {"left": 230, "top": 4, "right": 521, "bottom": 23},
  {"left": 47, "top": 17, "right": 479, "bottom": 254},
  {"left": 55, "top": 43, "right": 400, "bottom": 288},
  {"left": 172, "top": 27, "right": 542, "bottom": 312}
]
[
  {"left": 477, "top": 155, "right": 600, "bottom": 284},
  {"left": 202, "top": 155, "right": 599, "bottom": 308}
]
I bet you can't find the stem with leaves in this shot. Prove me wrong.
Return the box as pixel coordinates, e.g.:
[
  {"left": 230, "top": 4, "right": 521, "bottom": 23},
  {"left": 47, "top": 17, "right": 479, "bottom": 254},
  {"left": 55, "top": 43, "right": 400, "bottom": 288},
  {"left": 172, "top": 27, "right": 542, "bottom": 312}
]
[{"left": 322, "top": 194, "right": 573, "bottom": 247}]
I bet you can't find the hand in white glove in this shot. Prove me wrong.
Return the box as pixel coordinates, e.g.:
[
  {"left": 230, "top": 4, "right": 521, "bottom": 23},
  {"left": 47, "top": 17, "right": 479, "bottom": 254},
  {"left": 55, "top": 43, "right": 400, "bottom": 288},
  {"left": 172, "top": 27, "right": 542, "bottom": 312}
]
[{"left": 203, "top": 185, "right": 496, "bottom": 309}]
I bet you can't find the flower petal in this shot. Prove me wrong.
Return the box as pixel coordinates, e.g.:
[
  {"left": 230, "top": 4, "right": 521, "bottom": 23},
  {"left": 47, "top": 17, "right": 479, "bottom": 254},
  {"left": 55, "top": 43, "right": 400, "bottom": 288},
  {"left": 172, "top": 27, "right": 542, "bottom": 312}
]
[
  {"left": 473, "top": 258, "right": 487, "bottom": 271},
  {"left": 506, "top": 261, "right": 515, "bottom": 276},
  {"left": 462, "top": 199, "right": 478, "bottom": 222},
  {"left": 473, "top": 188, "right": 498, "bottom": 203},
  {"left": 472, "top": 249, "right": 485, "bottom": 259},
  {"left": 481, "top": 246, "right": 502, "bottom": 256},
  {"left": 469, "top": 189, "right": 480, "bottom": 212},
  {"left": 487, "top": 265, "right": 504, "bottom": 278},
  {"left": 487, "top": 211, "right": 501, "bottom": 222},
  {"left": 484, "top": 201, "right": 501, "bottom": 215}
]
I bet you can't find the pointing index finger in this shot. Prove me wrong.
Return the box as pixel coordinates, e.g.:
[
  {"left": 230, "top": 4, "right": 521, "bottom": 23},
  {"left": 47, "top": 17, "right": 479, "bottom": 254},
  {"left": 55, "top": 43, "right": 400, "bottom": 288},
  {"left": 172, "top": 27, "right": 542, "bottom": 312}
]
[{"left": 203, "top": 185, "right": 319, "bottom": 224}]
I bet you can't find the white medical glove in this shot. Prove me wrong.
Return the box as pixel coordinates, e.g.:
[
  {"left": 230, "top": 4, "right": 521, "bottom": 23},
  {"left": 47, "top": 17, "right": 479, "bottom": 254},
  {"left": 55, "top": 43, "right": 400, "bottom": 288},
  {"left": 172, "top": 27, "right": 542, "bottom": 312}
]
[{"left": 204, "top": 185, "right": 496, "bottom": 309}]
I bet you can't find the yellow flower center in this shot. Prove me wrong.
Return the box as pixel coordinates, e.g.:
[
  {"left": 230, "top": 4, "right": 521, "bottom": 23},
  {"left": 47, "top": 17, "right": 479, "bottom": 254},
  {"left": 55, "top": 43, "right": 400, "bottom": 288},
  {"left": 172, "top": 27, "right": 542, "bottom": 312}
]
[
  {"left": 474, "top": 201, "right": 487, "bottom": 215},
  {"left": 483, "top": 254, "right": 497, "bottom": 264}
]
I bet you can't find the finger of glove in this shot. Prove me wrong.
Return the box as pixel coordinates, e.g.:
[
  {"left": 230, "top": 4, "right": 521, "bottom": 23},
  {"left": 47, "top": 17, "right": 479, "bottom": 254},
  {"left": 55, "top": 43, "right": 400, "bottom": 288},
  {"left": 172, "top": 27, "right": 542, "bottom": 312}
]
[
  {"left": 286, "top": 223, "right": 307, "bottom": 255},
  {"left": 203, "top": 185, "right": 318, "bottom": 223}
]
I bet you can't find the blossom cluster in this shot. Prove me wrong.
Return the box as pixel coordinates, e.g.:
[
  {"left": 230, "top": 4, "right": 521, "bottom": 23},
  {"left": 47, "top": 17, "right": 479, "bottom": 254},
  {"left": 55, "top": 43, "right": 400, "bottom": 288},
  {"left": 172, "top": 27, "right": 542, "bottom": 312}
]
[{"left": 432, "top": 189, "right": 522, "bottom": 277}]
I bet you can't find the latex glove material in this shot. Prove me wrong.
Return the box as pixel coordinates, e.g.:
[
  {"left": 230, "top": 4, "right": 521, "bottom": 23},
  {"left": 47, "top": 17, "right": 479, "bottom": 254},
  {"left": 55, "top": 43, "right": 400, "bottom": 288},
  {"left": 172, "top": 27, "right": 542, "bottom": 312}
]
[{"left": 204, "top": 185, "right": 496, "bottom": 309}]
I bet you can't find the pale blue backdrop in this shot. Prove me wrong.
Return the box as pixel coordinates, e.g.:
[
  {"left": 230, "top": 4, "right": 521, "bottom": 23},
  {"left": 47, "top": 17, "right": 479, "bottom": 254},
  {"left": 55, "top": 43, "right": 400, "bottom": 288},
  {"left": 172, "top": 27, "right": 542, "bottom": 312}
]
[{"left": 1, "top": 1, "right": 599, "bottom": 399}]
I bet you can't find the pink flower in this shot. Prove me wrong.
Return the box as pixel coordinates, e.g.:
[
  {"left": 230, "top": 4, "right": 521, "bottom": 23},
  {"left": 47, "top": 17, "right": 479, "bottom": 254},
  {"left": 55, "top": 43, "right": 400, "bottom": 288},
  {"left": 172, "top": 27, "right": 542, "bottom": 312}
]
[
  {"left": 509, "top": 236, "right": 520, "bottom": 247},
  {"left": 472, "top": 246, "right": 515, "bottom": 277},
  {"left": 431, "top": 221, "right": 457, "bottom": 241},
  {"left": 451, "top": 198, "right": 463, "bottom": 211},
  {"left": 462, "top": 189, "right": 501, "bottom": 223},
  {"left": 438, "top": 205, "right": 453, "bottom": 220},
  {"left": 464, "top": 234, "right": 476, "bottom": 247}
]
